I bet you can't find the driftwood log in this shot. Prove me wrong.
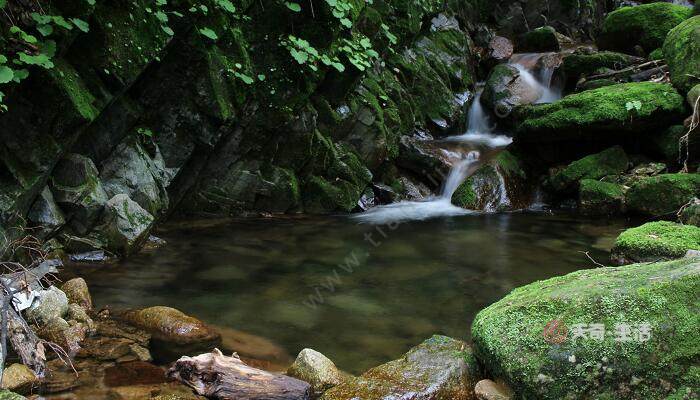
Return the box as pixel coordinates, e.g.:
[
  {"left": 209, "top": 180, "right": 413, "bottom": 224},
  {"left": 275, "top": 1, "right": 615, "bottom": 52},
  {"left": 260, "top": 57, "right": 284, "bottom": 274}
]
[{"left": 168, "top": 349, "right": 312, "bottom": 400}]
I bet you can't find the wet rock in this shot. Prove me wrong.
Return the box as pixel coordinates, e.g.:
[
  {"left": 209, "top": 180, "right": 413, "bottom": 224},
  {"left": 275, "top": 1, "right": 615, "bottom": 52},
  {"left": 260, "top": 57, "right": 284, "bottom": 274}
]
[
  {"left": 483, "top": 64, "right": 542, "bottom": 117},
  {"left": 61, "top": 277, "right": 93, "bottom": 311},
  {"left": 578, "top": 179, "right": 626, "bottom": 215},
  {"left": 100, "top": 136, "right": 171, "bottom": 217},
  {"left": 474, "top": 379, "right": 514, "bottom": 400},
  {"left": 548, "top": 146, "right": 629, "bottom": 194},
  {"left": 515, "top": 82, "right": 686, "bottom": 143},
  {"left": 471, "top": 257, "right": 700, "bottom": 399},
  {"left": 216, "top": 325, "right": 293, "bottom": 372},
  {"left": 288, "top": 349, "right": 344, "bottom": 397},
  {"left": 94, "top": 194, "right": 155, "bottom": 256},
  {"left": 320, "top": 335, "right": 481, "bottom": 400},
  {"left": 0, "top": 364, "right": 38, "bottom": 394},
  {"left": 372, "top": 183, "right": 400, "bottom": 204},
  {"left": 104, "top": 361, "right": 168, "bottom": 387},
  {"left": 120, "top": 306, "right": 221, "bottom": 362},
  {"left": 611, "top": 221, "right": 700, "bottom": 264},
  {"left": 68, "top": 249, "right": 112, "bottom": 264},
  {"left": 517, "top": 26, "right": 572, "bottom": 52},
  {"left": 397, "top": 135, "right": 452, "bottom": 185},
  {"left": 50, "top": 153, "right": 109, "bottom": 235},
  {"left": 27, "top": 186, "right": 65, "bottom": 238},
  {"left": 486, "top": 36, "right": 514, "bottom": 65},
  {"left": 664, "top": 15, "right": 700, "bottom": 94},
  {"left": 626, "top": 173, "right": 700, "bottom": 216},
  {"left": 25, "top": 286, "right": 69, "bottom": 325},
  {"left": 66, "top": 303, "right": 96, "bottom": 333},
  {"left": 40, "top": 317, "right": 89, "bottom": 356},
  {"left": 598, "top": 3, "right": 693, "bottom": 54}
]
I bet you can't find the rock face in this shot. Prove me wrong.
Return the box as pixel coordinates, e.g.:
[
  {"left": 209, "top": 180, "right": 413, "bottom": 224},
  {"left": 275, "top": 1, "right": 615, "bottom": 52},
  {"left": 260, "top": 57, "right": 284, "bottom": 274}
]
[
  {"left": 287, "top": 349, "right": 344, "bottom": 397},
  {"left": 483, "top": 64, "right": 543, "bottom": 117},
  {"left": 611, "top": 221, "right": 700, "bottom": 264},
  {"left": 320, "top": 335, "right": 481, "bottom": 400},
  {"left": 597, "top": 3, "right": 693, "bottom": 54},
  {"left": 94, "top": 194, "right": 155, "bottom": 256},
  {"left": 120, "top": 306, "right": 221, "bottom": 362},
  {"left": 625, "top": 173, "right": 700, "bottom": 216},
  {"left": 471, "top": 257, "right": 700, "bottom": 399},
  {"left": 515, "top": 82, "right": 686, "bottom": 142},
  {"left": 663, "top": 15, "right": 700, "bottom": 94},
  {"left": 548, "top": 146, "right": 629, "bottom": 193}
]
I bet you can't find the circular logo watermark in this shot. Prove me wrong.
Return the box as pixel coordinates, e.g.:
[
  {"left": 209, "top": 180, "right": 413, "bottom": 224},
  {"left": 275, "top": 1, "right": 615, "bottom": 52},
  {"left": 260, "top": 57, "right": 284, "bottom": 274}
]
[{"left": 543, "top": 319, "right": 568, "bottom": 344}]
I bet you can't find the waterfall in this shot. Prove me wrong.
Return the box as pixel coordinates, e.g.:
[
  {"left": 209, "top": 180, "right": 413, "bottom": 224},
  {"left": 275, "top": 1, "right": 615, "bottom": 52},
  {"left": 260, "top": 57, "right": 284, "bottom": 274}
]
[{"left": 355, "top": 53, "right": 560, "bottom": 224}]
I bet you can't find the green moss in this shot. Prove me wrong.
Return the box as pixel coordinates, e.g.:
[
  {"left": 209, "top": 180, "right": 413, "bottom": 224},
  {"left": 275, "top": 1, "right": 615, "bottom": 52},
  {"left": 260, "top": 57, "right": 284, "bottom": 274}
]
[
  {"left": 562, "top": 51, "right": 642, "bottom": 80},
  {"left": 548, "top": 146, "right": 629, "bottom": 193},
  {"left": 649, "top": 48, "right": 664, "bottom": 61},
  {"left": 579, "top": 179, "right": 625, "bottom": 215},
  {"left": 451, "top": 176, "right": 479, "bottom": 209},
  {"left": 613, "top": 221, "right": 700, "bottom": 263},
  {"left": 302, "top": 175, "right": 360, "bottom": 214},
  {"left": 48, "top": 59, "right": 98, "bottom": 122},
  {"left": 519, "top": 26, "right": 560, "bottom": 52},
  {"left": 598, "top": 3, "right": 693, "bottom": 53},
  {"left": 653, "top": 125, "right": 686, "bottom": 162},
  {"left": 0, "top": 391, "right": 25, "bottom": 400},
  {"left": 663, "top": 15, "right": 700, "bottom": 94},
  {"left": 516, "top": 82, "right": 686, "bottom": 141},
  {"left": 472, "top": 257, "right": 700, "bottom": 399},
  {"left": 626, "top": 173, "right": 700, "bottom": 216}
]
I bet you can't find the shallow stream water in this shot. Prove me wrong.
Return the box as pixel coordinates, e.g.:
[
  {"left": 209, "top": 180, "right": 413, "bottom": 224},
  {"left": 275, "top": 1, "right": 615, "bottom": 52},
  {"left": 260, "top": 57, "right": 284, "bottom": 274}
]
[{"left": 71, "top": 212, "right": 629, "bottom": 374}]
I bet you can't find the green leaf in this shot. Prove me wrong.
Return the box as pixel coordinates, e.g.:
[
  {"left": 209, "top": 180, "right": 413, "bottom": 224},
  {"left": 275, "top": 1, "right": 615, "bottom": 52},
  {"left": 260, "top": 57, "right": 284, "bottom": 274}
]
[
  {"left": 0, "top": 66, "right": 14, "bottom": 84},
  {"left": 331, "top": 62, "right": 345, "bottom": 72},
  {"left": 18, "top": 52, "right": 54, "bottom": 69},
  {"left": 257, "top": 74, "right": 266, "bottom": 81},
  {"left": 85, "top": 0, "right": 96, "bottom": 5},
  {"left": 37, "top": 24, "right": 54, "bottom": 37},
  {"left": 161, "top": 25, "right": 174, "bottom": 36},
  {"left": 52, "top": 16, "right": 73, "bottom": 30},
  {"left": 198, "top": 27, "right": 218, "bottom": 40},
  {"left": 70, "top": 18, "right": 90, "bottom": 33},
  {"left": 217, "top": 0, "right": 236, "bottom": 13},
  {"left": 155, "top": 11, "right": 168, "bottom": 23},
  {"left": 236, "top": 72, "right": 254, "bottom": 85},
  {"left": 0, "top": 55, "right": 7, "bottom": 64},
  {"left": 285, "top": 2, "right": 301, "bottom": 12},
  {"left": 12, "top": 69, "right": 29, "bottom": 82},
  {"left": 340, "top": 18, "right": 352, "bottom": 28},
  {"left": 0, "top": 0, "right": 6, "bottom": 9}
]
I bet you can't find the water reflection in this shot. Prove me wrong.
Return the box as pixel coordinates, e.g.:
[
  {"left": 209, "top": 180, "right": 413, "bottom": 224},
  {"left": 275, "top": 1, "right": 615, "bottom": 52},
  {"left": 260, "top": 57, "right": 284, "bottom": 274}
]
[{"left": 69, "top": 212, "right": 627, "bottom": 373}]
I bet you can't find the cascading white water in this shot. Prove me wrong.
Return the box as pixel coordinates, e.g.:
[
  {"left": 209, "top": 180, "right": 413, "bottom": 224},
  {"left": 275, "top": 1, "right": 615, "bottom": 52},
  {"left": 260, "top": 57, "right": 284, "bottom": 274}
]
[{"left": 355, "top": 53, "right": 560, "bottom": 224}]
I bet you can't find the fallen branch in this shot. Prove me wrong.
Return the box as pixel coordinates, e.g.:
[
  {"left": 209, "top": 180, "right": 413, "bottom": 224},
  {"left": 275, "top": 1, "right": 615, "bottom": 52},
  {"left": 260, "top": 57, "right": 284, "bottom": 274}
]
[
  {"left": 586, "top": 60, "right": 665, "bottom": 81},
  {"left": 169, "top": 349, "right": 312, "bottom": 400}
]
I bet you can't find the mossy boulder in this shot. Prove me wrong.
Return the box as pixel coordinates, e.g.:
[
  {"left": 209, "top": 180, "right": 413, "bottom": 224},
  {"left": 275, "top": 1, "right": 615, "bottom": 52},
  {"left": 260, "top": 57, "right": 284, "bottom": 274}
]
[
  {"left": 561, "top": 51, "right": 643, "bottom": 82},
  {"left": 548, "top": 146, "right": 629, "bottom": 193},
  {"left": 93, "top": 194, "right": 154, "bottom": 257},
  {"left": 320, "top": 335, "right": 481, "bottom": 400},
  {"left": 663, "top": 15, "right": 700, "bottom": 94},
  {"left": 515, "top": 82, "right": 686, "bottom": 142},
  {"left": 680, "top": 199, "right": 700, "bottom": 226},
  {"left": 517, "top": 26, "right": 570, "bottom": 52},
  {"left": 471, "top": 257, "right": 700, "bottom": 399},
  {"left": 626, "top": 173, "right": 700, "bottom": 216},
  {"left": 598, "top": 3, "right": 693, "bottom": 54},
  {"left": 578, "top": 179, "right": 626, "bottom": 215},
  {"left": 612, "top": 221, "right": 700, "bottom": 264},
  {"left": 452, "top": 150, "right": 529, "bottom": 211}
]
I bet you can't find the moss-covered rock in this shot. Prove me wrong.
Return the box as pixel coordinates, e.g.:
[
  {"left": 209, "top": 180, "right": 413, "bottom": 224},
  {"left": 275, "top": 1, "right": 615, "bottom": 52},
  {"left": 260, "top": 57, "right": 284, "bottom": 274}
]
[
  {"left": 562, "top": 51, "right": 643, "bottom": 82},
  {"left": 93, "top": 194, "right": 154, "bottom": 257},
  {"left": 0, "top": 391, "right": 25, "bottom": 400},
  {"left": 517, "top": 26, "right": 569, "bottom": 52},
  {"left": 598, "top": 3, "right": 693, "bottom": 53},
  {"left": 652, "top": 125, "right": 686, "bottom": 163},
  {"left": 471, "top": 257, "right": 700, "bottom": 399},
  {"left": 578, "top": 179, "right": 626, "bottom": 215},
  {"left": 611, "top": 221, "right": 700, "bottom": 264},
  {"left": 452, "top": 150, "right": 529, "bottom": 211},
  {"left": 320, "top": 335, "right": 481, "bottom": 400},
  {"left": 548, "top": 146, "right": 629, "bottom": 193},
  {"left": 626, "top": 173, "right": 700, "bottom": 216},
  {"left": 663, "top": 15, "right": 700, "bottom": 94},
  {"left": 680, "top": 199, "right": 700, "bottom": 226},
  {"left": 515, "top": 82, "right": 686, "bottom": 142}
]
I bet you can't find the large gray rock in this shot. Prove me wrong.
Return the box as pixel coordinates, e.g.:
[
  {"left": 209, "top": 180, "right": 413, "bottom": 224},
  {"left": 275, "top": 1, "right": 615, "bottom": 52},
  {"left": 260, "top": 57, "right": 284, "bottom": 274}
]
[
  {"left": 288, "top": 349, "right": 344, "bottom": 397},
  {"left": 25, "top": 286, "right": 69, "bottom": 326},
  {"left": 27, "top": 186, "right": 65, "bottom": 238},
  {"left": 483, "top": 64, "right": 542, "bottom": 117},
  {"left": 93, "top": 194, "right": 154, "bottom": 256},
  {"left": 100, "top": 137, "right": 171, "bottom": 217},
  {"left": 50, "top": 154, "right": 109, "bottom": 235},
  {"left": 320, "top": 335, "right": 481, "bottom": 400}
]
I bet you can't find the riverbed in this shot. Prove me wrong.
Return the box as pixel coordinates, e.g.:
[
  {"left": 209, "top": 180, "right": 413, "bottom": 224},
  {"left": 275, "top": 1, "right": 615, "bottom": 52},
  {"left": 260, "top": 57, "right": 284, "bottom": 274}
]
[{"left": 68, "top": 212, "right": 629, "bottom": 374}]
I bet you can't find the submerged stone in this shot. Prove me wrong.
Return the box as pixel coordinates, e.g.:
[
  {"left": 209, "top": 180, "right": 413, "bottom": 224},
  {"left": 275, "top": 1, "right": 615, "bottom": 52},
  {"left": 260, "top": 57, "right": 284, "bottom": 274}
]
[
  {"left": 320, "top": 335, "right": 481, "bottom": 400},
  {"left": 611, "top": 221, "right": 700, "bottom": 264},
  {"left": 663, "top": 16, "right": 700, "bottom": 94},
  {"left": 598, "top": 3, "right": 693, "bottom": 53},
  {"left": 471, "top": 257, "right": 700, "bottom": 399},
  {"left": 515, "top": 82, "right": 686, "bottom": 142},
  {"left": 625, "top": 173, "right": 700, "bottom": 216}
]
